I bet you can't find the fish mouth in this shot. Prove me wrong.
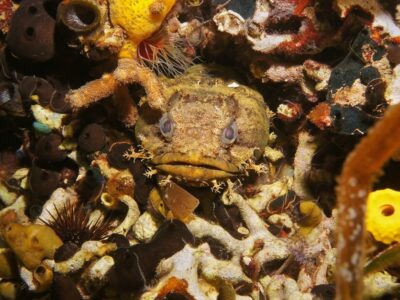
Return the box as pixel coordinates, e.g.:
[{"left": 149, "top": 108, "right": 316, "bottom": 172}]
[{"left": 152, "top": 153, "right": 239, "bottom": 181}]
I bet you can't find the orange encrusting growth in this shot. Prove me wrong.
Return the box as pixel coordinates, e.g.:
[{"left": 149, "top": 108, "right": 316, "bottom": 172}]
[
  {"left": 390, "top": 36, "right": 400, "bottom": 44},
  {"left": 155, "top": 277, "right": 195, "bottom": 300},
  {"left": 293, "top": 0, "right": 311, "bottom": 16},
  {"left": 336, "top": 104, "right": 400, "bottom": 300},
  {"left": 279, "top": 19, "right": 319, "bottom": 53}
]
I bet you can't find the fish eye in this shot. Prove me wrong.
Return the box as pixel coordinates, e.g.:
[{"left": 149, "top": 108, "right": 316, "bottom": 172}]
[
  {"left": 159, "top": 113, "right": 174, "bottom": 138},
  {"left": 221, "top": 121, "right": 238, "bottom": 144}
]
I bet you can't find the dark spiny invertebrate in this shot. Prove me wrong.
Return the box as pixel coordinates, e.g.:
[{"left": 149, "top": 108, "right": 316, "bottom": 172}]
[{"left": 41, "top": 201, "right": 113, "bottom": 246}]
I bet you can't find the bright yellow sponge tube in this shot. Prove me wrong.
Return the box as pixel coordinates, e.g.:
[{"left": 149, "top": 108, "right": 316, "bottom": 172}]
[{"left": 366, "top": 188, "right": 400, "bottom": 244}]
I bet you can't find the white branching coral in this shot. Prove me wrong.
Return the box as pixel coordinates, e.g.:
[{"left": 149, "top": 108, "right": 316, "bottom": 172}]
[
  {"left": 45, "top": 241, "right": 117, "bottom": 274},
  {"left": 363, "top": 272, "right": 400, "bottom": 299},
  {"left": 292, "top": 212, "right": 337, "bottom": 291},
  {"left": 132, "top": 211, "right": 160, "bottom": 242},
  {"left": 80, "top": 255, "right": 115, "bottom": 294},
  {"left": 139, "top": 182, "right": 337, "bottom": 299},
  {"left": 253, "top": 61, "right": 331, "bottom": 103},
  {"left": 247, "top": 178, "right": 293, "bottom": 213},
  {"left": 386, "top": 65, "right": 400, "bottom": 105},
  {"left": 142, "top": 243, "right": 250, "bottom": 300},
  {"left": 260, "top": 275, "right": 313, "bottom": 300},
  {"left": 334, "top": 0, "right": 400, "bottom": 38},
  {"left": 189, "top": 187, "right": 290, "bottom": 266},
  {"left": 109, "top": 194, "right": 140, "bottom": 236},
  {"left": 212, "top": 0, "right": 326, "bottom": 55},
  {"left": 293, "top": 131, "right": 319, "bottom": 199}
]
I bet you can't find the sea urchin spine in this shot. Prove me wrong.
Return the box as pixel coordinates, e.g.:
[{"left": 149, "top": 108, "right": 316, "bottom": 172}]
[{"left": 41, "top": 201, "right": 113, "bottom": 246}]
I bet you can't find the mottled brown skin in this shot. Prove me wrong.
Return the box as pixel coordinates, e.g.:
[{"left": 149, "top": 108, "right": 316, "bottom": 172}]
[{"left": 135, "top": 64, "right": 270, "bottom": 185}]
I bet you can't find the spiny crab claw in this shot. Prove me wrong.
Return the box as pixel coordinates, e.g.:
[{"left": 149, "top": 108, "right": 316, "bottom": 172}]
[{"left": 66, "top": 58, "right": 166, "bottom": 127}]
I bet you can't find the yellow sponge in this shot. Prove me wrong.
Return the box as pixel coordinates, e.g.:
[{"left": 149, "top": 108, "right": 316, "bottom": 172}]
[
  {"left": 366, "top": 189, "right": 400, "bottom": 244},
  {"left": 110, "top": 0, "right": 176, "bottom": 57}
]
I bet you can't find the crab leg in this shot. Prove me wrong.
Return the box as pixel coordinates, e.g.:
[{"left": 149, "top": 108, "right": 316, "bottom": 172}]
[
  {"left": 112, "top": 85, "right": 139, "bottom": 127},
  {"left": 113, "top": 59, "right": 166, "bottom": 111},
  {"left": 67, "top": 72, "right": 118, "bottom": 109},
  {"left": 66, "top": 58, "right": 166, "bottom": 125}
]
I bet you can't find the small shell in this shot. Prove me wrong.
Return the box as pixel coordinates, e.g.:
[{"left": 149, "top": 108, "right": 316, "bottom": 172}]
[{"left": 161, "top": 181, "right": 199, "bottom": 221}]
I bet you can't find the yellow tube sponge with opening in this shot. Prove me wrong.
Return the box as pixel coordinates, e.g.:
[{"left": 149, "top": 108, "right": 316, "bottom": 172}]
[{"left": 366, "top": 189, "right": 400, "bottom": 244}]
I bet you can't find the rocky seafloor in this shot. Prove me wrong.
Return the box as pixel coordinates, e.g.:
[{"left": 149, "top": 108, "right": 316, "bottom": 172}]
[{"left": 0, "top": 0, "right": 400, "bottom": 299}]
